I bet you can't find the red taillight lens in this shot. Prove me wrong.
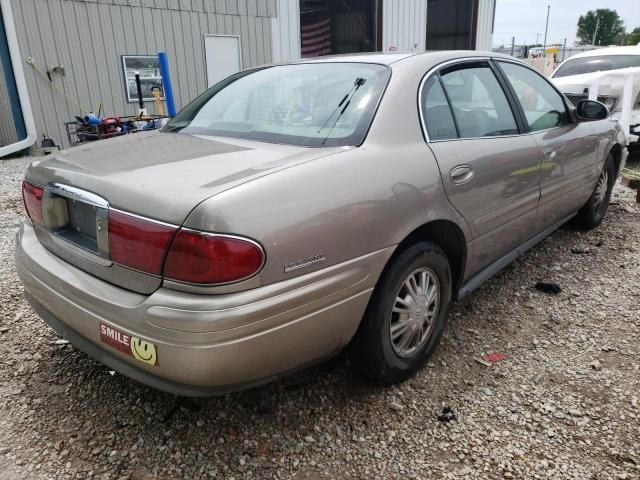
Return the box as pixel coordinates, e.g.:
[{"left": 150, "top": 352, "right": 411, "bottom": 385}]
[
  {"left": 164, "top": 230, "right": 264, "bottom": 284},
  {"left": 21, "top": 180, "right": 44, "bottom": 226},
  {"left": 108, "top": 210, "right": 177, "bottom": 275}
]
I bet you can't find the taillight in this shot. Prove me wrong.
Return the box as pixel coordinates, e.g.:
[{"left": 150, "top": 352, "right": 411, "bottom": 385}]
[
  {"left": 164, "top": 230, "right": 264, "bottom": 284},
  {"left": 108, "top": 210, "right": 177, "bottom": 275},
  {"left": 22, "top": 180, "right": 44, "bottom": 226}
]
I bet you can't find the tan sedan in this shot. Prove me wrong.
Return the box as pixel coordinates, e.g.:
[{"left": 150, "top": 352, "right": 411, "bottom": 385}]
[{"left": 16, "top": 51, "right": 627, "bottom": 396}]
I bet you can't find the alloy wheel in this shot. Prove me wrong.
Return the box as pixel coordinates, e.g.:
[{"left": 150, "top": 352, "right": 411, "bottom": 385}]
[
  {"left": 593, "top": 167, "right": 609, "bottom": 213},
  {"left": 389, "top": 267, "right": 440, "bottom": 358}
]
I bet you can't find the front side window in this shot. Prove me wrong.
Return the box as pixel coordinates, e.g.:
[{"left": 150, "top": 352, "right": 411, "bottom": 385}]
[
  {"left": 163, "top": 63, "right": 390, "bottom": 147},
  {"left": 499, "top": 61, "right": 569, "bottom": 132},
  {"left": 439, "top": 64, "right": 519, "bottom": 138}
]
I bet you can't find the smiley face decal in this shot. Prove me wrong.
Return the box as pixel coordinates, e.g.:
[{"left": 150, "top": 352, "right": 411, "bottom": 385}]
[
  {"left": 99, "top": 322, "right": 159, "bottom": 366},
  {"left": 130, "top": 336, "right": 158, "bottom": 366}
]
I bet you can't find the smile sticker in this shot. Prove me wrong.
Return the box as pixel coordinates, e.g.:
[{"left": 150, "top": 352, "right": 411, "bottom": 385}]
[
  {"left": 130, "top": 337, "right": 158, "bottom": 366},
  {"left": 99, "top": 322, "right": 159, "bottom": 366}
]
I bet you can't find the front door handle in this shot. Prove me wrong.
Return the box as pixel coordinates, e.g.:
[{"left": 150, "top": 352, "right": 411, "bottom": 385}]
[
  {"left": 450, "top": 165, "right": 474, "bottom": 184},
  {"left": 543, "top": 147, "right": 557, "bottom": 161}
]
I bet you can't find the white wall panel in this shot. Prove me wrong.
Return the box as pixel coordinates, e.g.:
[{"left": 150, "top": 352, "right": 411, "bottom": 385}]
[
  {"left": 382, "top": 0, "right": 427, "bottom": 53},
  {"left": 475, "top": 0, "right": 495, "bottom": 51},
  {"left": 271, "top": 0, "right": 299, "bottom": 62}
]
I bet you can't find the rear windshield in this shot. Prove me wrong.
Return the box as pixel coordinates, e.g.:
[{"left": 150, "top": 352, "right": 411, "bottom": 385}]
[
  {"left": 553, "top": 55, "right": 640, "bottom": 78},
  {"left": 163, "top": 63, "right": 390, "bottom": 147}
]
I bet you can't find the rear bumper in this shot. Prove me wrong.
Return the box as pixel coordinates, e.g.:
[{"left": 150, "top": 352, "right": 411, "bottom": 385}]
[
  {"left": 24, "top": 297, "right": 247, "bottom": 397},
  {"left": 16, "top": 222, "right": 391, "bottom": 396}
]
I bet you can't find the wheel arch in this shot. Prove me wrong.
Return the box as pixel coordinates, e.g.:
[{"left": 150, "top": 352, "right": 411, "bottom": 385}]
[
  {"left": 607, "top": 142, "right": 624, "bottom": 178},
  {"left": 393, "top": 219, "right": 468, "bottom": 300}
]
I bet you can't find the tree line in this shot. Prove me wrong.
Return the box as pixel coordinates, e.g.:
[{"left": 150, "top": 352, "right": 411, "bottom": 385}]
[{"left": 577, "top": 9, "right": 639, "bottom": 46}]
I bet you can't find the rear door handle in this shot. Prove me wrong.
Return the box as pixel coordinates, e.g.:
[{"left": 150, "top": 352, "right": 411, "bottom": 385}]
[{"left": 450, "top": 165, "right": 474, "bottom": 184}]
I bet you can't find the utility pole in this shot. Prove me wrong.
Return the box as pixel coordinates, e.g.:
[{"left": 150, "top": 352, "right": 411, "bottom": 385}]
[
  {"left": 510, "top": 37, "right": 515, "bottom": 57},
  {"left": 543, "top": 4, "right": 550, "bottom": 51},
  {"left": 562, "top": 37, "right": 567, "bottom": 62},
  {"left": 535, "top": 32, "right": 541, "bottom": 45},
  {"left": 592, "top": 15, "right": 600, "bottom": 46}
]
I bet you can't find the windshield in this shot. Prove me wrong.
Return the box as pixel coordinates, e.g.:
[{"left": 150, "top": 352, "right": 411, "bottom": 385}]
[
  {"left": 553, "top": 54, "right": 640, "bottom": 78},
  {"left": 163, "top": 63, "right": 390, "bottom": 147}
]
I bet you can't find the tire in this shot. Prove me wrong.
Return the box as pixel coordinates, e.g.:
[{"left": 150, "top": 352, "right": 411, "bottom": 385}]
[
  {"left": 353, "top": 241, "right": 452, "bottom": 384},
  {"left": 577, "top": 153, "right": 615, "bottom": 229}
]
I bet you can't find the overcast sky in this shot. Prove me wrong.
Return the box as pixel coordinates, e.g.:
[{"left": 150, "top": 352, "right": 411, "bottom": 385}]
[{"left": 493, "top": 0, "right": 640, "bottom": 47}]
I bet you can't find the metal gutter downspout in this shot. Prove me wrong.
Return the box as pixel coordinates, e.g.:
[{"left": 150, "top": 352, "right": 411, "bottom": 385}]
[{"left": 0, "top": 0, "right": 36, "bottom": 158}]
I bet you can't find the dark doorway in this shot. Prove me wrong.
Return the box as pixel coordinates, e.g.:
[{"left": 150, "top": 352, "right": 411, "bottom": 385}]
[
  {"left": 299, "top": 0, "right": 380, "bottom": 57},
  {"left": 426, "top": 0, "right": 477, "bottom": 50}
]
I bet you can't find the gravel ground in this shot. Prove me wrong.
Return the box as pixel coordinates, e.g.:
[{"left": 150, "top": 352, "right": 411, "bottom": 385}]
[{"left": 1, "top": 156, "right": 639, "bottom": 480}]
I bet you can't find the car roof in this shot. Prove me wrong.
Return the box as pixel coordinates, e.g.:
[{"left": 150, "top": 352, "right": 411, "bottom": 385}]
[
  {"left": 300, "top": 52, "right": 418, "bottom": 65},
  {"left": 564, "top": 45, "right": 640, "bottom": 60},
  {"left": 297, "top": 50, "right": 517, "bottom": 67}
]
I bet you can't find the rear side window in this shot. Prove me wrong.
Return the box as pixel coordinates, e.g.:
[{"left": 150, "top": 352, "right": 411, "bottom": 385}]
[
  {"left": 440, "top": 65, "right": 519, "bottom": 138},
  {"left": 498, "top": 61, "right": 569, "bottom": 132},
  {"left": 421, "top": 76, "right": 457, "bottom": 141}
]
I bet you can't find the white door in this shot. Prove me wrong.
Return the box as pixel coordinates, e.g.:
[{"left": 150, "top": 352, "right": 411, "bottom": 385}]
[{"left": 205, "top": 35, "right": 242, "bottom": 87}]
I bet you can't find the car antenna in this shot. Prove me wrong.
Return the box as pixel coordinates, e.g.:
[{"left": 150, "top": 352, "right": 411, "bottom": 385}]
[{"left": 317, "top": 77, "right": 367, "bottom": 142}]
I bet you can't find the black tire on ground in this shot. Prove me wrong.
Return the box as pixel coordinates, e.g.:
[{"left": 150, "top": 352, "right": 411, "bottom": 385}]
[
  {"left": 353, "top": 241, "right": 452, "bottom": 385},
  {"left": 577, "top": 153, "right": 616, "bottom": 229}
]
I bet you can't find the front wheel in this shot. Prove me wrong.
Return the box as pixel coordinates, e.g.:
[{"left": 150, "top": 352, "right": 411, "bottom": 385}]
[
  {"left": 577, "top": 153, "right": 615, "bottom": 229},
  {"left": 353, "top": 241, "right": 452, "bottom": 384}
]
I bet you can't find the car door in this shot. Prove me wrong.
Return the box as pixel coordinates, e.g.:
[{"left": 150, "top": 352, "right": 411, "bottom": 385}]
[
  {"left": 496, "top": 61, "right": 600, "bottom": 225},
  {"left": 421, "top": 60, "right": 543, "bottom": 275}
]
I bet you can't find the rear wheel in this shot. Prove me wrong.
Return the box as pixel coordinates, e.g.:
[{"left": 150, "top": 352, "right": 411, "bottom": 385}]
[
  {"left": 577, "top": 153, "right": 615, "bottom": 229},
  {"left": 353, "top": 241, "right": 451, "bottom": 384}
]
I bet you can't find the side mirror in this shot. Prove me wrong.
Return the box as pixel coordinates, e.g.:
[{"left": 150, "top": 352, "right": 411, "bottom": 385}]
[{"left": 576, "top": 99, "right": 609, "bottom": 121}]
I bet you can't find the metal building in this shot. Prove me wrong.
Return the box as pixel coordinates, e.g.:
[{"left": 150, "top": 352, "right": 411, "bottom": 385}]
[{"left": 0, "top": 0, "right": 495, "bottom": 153}]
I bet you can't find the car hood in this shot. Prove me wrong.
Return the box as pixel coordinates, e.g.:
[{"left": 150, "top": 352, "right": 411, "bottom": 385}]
[
  {"left": 26, "top": 131, "right": 348, "bottom": 224},
  {"left": 552, "top": 66, "right": 640, "bottom": 111}
]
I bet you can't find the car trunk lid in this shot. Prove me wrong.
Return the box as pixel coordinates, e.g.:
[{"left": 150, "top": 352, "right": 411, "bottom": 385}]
[{"left": 25, "top": 131, "right": 346, "bottom": 294}]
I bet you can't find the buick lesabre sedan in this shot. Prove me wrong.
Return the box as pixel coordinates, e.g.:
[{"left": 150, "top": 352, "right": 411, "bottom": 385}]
[{"left": 16, "top": 52, "right": 627, "bottom": 396}]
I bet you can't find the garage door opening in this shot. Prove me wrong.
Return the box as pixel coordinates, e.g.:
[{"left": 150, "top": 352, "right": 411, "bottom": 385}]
[
  {"left": 299, "top": 0, "right": 382, "bottom": 57},
  {"left": 426, "top": 0, "right": 477, "bottom": 50}
]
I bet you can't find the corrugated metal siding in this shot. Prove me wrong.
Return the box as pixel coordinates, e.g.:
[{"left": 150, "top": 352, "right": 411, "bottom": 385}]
[
  {"left": 382, "top": 0, "right": 427, "bottom": 53},
  {"left": 270, "top": 0, "right": 299, "bottom": 62},
  {"left": 475, "top": 0, "right": 495, "bottom": 51},
  {"left": 0, "top": 57, "right": 19, "bottom": 146},
  {"left": 10, "top": 0, "right": 276, "bottom": 148}
]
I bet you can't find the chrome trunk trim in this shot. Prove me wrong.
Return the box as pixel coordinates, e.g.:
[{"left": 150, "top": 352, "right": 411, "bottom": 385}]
[{"left": 46, "top": 183, "right": 109, "bottom": 209}]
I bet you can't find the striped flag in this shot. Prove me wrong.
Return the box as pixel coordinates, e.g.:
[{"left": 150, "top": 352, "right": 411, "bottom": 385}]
[{"left": 301, "top": 17, "right": 332, "bottom": 57}]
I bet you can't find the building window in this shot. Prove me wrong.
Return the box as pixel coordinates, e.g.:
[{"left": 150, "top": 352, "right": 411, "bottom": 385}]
[{"left": 122, "top": 55, "right": 164, "bottom": 103}]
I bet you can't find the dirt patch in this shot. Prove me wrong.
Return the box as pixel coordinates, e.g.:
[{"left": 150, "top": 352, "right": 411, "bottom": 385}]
[{"left": 0, "top": 157, "right": 638, "bottom": 479}]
